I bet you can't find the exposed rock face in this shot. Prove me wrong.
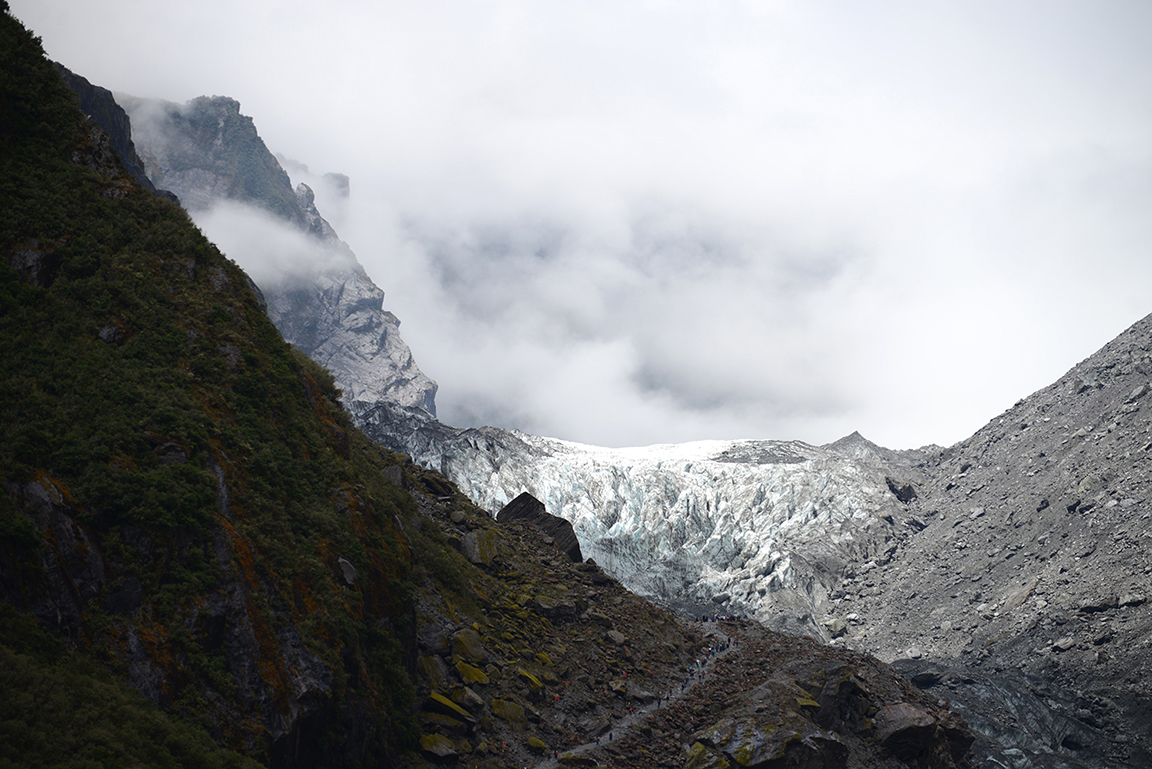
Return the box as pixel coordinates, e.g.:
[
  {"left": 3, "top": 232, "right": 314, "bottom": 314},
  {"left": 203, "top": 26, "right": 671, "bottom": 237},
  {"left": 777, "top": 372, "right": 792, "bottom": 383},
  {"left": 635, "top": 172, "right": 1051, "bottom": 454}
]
[
  {"left": 116, "top": 94, "right": 304, "bottom": 221},
  {"left": 53, "top": 63, "right": 167, "bottom": 199},
  {"left": 119, "top": 94, "right": 438, "bottom": 415},
  {"left": 496, "top": 492, "right": 583, "bottom": 563}
]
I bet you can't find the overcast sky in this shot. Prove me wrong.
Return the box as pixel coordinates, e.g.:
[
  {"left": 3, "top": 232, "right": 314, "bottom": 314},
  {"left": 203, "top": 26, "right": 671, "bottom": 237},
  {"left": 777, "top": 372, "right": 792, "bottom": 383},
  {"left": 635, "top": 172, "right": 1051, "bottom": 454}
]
[{"left": 15, "top": 0, "right": 1152, "bottom": 449}]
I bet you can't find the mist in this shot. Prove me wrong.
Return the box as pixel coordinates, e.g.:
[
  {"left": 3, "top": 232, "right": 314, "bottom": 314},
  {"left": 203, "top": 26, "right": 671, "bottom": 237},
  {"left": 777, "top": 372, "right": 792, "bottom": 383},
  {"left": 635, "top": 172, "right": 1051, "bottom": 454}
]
[{"left": 15, "top": 0, "right": 1152, "bottom": 449}]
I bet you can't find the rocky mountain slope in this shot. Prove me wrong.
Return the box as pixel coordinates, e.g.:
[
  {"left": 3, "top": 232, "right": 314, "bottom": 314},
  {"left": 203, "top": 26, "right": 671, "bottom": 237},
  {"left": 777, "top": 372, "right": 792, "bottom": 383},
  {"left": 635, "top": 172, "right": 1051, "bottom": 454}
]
[
  {"left": 118, "top": 92, "right": 438, "bottom": 415},
  {"left": 36, "top": 9, "right": 1150, "bottom": 764},
  {"left": 1, "top": 7, "right": 984, "bottom": 768},
  {"left": 833, "top": 313, "right": 1152, "bottom": 768}
]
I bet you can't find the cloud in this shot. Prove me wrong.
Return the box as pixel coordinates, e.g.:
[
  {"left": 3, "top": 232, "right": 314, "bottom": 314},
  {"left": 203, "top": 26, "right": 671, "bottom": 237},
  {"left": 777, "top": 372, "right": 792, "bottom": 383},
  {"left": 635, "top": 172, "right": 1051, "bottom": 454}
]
[
  {"left": 13, "top": 0, "right": 1152, "bottom": 449},
  {"left": 195, "top": 201, "right": 358, "bottom": 289}
]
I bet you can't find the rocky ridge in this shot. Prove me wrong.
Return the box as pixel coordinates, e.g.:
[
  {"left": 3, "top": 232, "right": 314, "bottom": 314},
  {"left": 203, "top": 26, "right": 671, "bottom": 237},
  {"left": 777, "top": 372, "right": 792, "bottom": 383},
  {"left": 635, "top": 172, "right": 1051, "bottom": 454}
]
[
  {"left": 361, "top": 314, "right": 1152, "bottom": 767},
  {"left": 393, "top": 463, "right": 977, "bottom": 769}
]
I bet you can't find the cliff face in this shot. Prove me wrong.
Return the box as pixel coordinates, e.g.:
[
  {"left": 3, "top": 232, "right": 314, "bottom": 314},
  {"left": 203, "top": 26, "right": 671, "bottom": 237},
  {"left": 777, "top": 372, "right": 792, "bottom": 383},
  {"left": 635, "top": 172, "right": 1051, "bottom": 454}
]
[
  {"left": 117, "top": 94, "right": 438, "bottom": 415},
  {"left": 51, "top": 62, "right": 167, "bottom": 199}
]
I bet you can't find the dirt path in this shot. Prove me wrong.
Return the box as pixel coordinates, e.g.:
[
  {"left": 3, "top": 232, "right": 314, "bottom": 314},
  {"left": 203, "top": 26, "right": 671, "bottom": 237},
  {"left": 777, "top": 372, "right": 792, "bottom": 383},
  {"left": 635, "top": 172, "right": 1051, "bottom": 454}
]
[{"left": 527, "top": 621, "right": 744, "bottom": 768}]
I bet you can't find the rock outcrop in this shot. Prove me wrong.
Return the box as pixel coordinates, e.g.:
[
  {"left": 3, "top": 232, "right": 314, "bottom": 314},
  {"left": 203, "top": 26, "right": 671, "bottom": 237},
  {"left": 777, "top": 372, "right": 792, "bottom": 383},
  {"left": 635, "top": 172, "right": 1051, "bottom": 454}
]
[
  {"left": 496, "top": 492, "right": 583, "bottom": 563},
  {"left": 53, "top": 63, "right": 168, "bottom": 199}
]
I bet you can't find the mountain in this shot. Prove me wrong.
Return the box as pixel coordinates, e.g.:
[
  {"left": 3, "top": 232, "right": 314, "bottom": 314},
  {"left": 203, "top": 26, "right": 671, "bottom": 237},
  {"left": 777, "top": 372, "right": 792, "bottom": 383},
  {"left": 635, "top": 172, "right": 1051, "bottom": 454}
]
[
  {"left": 836, "top": 313, "right": 1152, "bottom": 766},
  {"left": 118, "top": 92, "right": 438, "bottom": 416},
  {"left": 356, "top": 340, "right": 1152, "bottom": 766},
  {"left": 96, "top": 37, "right": 1152, "bottom": 766},
  {"left": 1, "top": 6, "right": 983, "bottom": 769}
]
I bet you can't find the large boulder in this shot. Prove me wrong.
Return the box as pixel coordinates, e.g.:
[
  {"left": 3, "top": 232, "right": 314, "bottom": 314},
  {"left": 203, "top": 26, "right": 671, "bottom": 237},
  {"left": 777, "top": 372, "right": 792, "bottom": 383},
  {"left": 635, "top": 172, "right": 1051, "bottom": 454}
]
[{"left": 496, "top": 492, "right": 583, "bottom": 563}]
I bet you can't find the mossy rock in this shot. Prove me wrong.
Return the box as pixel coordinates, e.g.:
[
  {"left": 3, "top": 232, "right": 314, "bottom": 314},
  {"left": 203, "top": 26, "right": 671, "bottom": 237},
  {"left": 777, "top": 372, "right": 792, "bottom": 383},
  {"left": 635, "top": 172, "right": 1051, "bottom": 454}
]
[
  {"left": 452, "top": 628, "right": 487, "bottom": 663},
  {"left": 684, "top": 741, "right": 728, "bottom": 769},
  {"left": 450, "top": 685, "right": 486, "bottom": 714},
  {"left": 420, "top": 733, "right": 459, "bottom": 761},
  {"left": 693, "top": 716, "right": 847, "bottom": 768},
  {"left": 419, "top": 711, "right": 468, "bottom": 736},
  {"left": 527, "top": 736, "right": 548, "bottom": 754},
  {"left": 418, "top": 654, "right": 453, "bottom": 692},
  {"left": 425, "top": 691, "right": 475, "bottom": 723},
  {"left": 490, "top": 698, "right": 526, "bottom": 726},
  {"left": 456, "top": 660, "right": 489, "bottom": 685},
  {"left": 518, "top": 668, "right": 544, "bottom": 691},
  {"left": 463, "top": 529, "right": 498, "bottom": 565},
  {"left": 794, "top": 695, "right": 820, "bottom": 710}
]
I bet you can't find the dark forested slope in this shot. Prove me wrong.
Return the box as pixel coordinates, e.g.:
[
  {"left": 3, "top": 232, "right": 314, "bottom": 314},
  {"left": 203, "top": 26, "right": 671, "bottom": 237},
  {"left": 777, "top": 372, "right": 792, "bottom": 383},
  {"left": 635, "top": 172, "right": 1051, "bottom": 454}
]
[{"left": 1, "top": 5, "right": 417, "bottom": 765}]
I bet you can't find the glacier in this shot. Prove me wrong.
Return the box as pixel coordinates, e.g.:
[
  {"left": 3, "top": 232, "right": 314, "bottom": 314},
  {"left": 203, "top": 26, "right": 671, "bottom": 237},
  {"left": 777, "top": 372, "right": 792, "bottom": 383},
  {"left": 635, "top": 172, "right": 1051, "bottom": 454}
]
[{"left": 353, "top": 401, "right": 926, "bottom": 636}]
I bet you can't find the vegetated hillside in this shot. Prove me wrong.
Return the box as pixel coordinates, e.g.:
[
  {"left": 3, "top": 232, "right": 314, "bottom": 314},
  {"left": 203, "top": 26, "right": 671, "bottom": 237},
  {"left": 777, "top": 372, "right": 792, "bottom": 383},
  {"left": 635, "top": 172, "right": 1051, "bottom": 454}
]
[
  {"left": 831, "top": 312, "right": 1152, "bottom": 768},
  {"left": 0, "top": 5, "right": 416, "bottom": 766},
  {"left": 0, "top": 7, "right": 981, "bottom": 769}
]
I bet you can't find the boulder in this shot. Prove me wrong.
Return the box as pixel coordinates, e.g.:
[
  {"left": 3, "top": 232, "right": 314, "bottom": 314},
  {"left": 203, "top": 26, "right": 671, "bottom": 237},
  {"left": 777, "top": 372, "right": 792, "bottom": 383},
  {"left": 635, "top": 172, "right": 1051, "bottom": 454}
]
[
  {"left": 455, "top": 660, "right": 490, "bottom": 685},
  {"left": 873, "top": 703, "right": 936, "bottom": 762},
  {"left": 462, "top": 529, "right": 498, "bottom": 565},
  {"left": 419, "top": 733, "right": 459, "bottom": 762},
  {"left": 497, "top": 492, "right": 583, "bottom": 563},
  {"left": 450, "top": 686, "right": 486, "bottom": 714},
  {"left": 886, "top": 477, "right": 918, "bottom": 503},
  {"left": 490, "top": 698, "right": 527, "bottom": 727},
  {"left": 451, "top": 628, "right": 487, "bottom": 663},
  {"left": 418, "top": 655, "right": 453, "bottom": 692},
  {"left": 822, "top": 618, "right": 848, "bottom": 638}
]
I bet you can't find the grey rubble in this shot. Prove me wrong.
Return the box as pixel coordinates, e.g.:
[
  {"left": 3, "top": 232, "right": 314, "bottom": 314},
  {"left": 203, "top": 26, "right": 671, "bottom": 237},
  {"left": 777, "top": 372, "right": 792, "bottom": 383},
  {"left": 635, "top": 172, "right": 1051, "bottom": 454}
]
[{"left": 836, "top": 312, "right": 1152, "bottom": 769}]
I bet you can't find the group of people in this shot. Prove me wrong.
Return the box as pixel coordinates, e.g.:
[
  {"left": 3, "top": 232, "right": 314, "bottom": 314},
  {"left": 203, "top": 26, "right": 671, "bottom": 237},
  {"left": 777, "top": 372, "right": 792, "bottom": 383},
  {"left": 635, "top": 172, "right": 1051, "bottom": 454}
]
[
  {"left": 677, "top": 635, "right": 736, "bottom": 692},
  {"left": 699, "top": 613, "right": 747, "bottom": 623}
]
